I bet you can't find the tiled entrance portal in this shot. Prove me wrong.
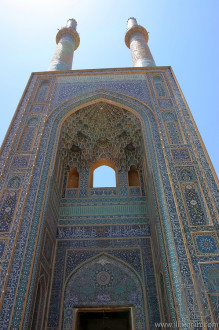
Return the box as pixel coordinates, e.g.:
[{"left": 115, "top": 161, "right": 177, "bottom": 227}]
[{"left": 75, "top": 307, "right": 132, "bottom": 330}]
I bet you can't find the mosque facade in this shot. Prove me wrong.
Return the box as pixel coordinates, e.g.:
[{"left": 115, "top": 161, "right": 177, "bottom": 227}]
[{"left": 0, "top": 18, "right": 218, "bottom": 329}]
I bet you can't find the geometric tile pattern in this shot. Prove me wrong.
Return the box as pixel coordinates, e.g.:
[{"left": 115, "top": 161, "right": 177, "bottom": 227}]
[
  {"left": 199, "top": 263, "right": 219, "bottom": 293},
  {"left": 152, "top": 76, "right": 166, "bottom": 97},
  {"left": 171, "top": 148, "right": 191, "bottom": 162},
  {"left": 5, "top": 173, "right": 24, "bottom": 189},
  {"left": 62, "top": 255, "right": 145, "bottom": 329},
  {"left": 182, "top": 182, "right": 207, "bottom": 226},
  {"left": 208, "top": 294, "right": 219, "bottom": 324},
  {"left": 29, "top": 105, "right": 44, "bottom": 114},
  {"left": 62, "top": 174, "right": 67, "bottom": 198},
  {"left": 193, "top": 232, "right": 219, "bottom": 255},
  {"left": 59, "top": 201, "right": 148, "bottom": 218},
  {"left": 52, "top": 73, "right": 151, "bottom": 109},
  {"left": 10, "top": 155, "right": 30, "bottom": 170},
  {"left": 158, "top": 99, "right": 173, "bottom": 109},
  {"left": 26, "top": 116, "right": 40, "bottom": 126},
  {"left": 199, "top": 262, "right": 219, "bottom": 323},
  {"left": 34, "top": 80, "right": 50, "bottom": 103},
  {"left": 0, "top": 66, "right": 218, "bottom": 330},
  {"left": 66, "top": 188, "right": 78, "bottom": 198},
  {"left": 16, "top": 125, "right": 38, "bottom": 152},
  {"left": 129, "top": 186, "right": 141, "bottom": 196},
  {"left": 0, "top": 190, "right": 18, "bottom": 232},
  {"left": 90, "top": 188, "right": 118, "bottom": 197},
  {"left": 161, "top": 111, "right": 177, "bottom": 121},
  {"left": 57, "top": 224, "right": 150, "bottom": 239},
  {"left": 0, "top": 239, "right": 8, "bottom": 260},
  {"left": 48, "top": 238, "right": 160, "bottom": 329},
  {"left": 176, "top": 166, "right": 196, "bottom": 182},
  {"left": 59, "top": 102, "right": 144, "bottom": 172},
  {"left": 161, "top": 110, "right": 183, "bottom": 144},
  {"left": 164, "top": 120, "right": 183, "bottom": 144}
]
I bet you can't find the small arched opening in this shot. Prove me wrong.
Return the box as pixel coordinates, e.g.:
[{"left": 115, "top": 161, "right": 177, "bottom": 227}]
[
  {"left": 67, "top": 166, "right": 79, "bottom": 189},
  {"left": 35, "top": 80, "right": 50, "bottom": 103},
  {"left": 89, "top": 159, "right": 118, "bottom": 188},
  {"left": 128, "top": 165, "right": 140, "bottom": 187}
]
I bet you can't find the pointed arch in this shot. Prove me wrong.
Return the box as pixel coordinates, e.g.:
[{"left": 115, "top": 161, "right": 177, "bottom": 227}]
[
  {"left": 61, "top": 253, "right": 148, "bottom": 330},
  {"left": 45, "top": 91, "right": 177, "bottom": 322},
  {"left": 67, "top": 166, "right": 79, "bottom": 188},
  {"left": 34, "top": 80, "right": 50, "bottom": 103},
  {"left": 89, "top": 159, "right": 118, "bottom": 188},
  {"left": 128, "top": 165, "right": 140, "bottom": 186},
  {"left": 46, "top": 91, "right": 155, "bottom": 179},
  {"left": 48, "top": 88, "right": 155, "bottom": 121},
  {"left": 22, "top": 88, "right": 177, "bottom": 326},
  {"left": 47, "top": 91, "right": 156, "bottom": 185},
  {"left": 65, "top": 252, "right": 144, "bottom": 286}
]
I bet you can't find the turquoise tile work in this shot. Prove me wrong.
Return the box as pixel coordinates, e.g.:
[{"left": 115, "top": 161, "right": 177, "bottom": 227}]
[
  {"left": 0, "top": 67, "right": 218, "bottom": 330},
  {"left": 194, "top": 233, "right": 219, "bottom": 255},
  {"left": 59, "top": 202, "right": 148, "bottom": 217}
]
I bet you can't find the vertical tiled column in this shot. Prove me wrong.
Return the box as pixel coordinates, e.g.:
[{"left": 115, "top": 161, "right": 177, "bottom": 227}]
[
  {"left": 79, "top": 170, "right": 89, "bottom": 198},
  {"left": 118, "top": 170, "right": 129, "bottom": 196}
]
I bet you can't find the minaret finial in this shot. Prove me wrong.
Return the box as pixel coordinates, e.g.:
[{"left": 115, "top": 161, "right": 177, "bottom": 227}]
[
  {"left": 125, "top": 18, "right": 155, "bottom": 67},
  {"left": 48, "top": 18, "right": 80, "bottom": 71}
]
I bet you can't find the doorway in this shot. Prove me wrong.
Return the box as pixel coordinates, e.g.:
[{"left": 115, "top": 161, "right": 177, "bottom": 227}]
[{"left": 75, "top": 307, "right": 133, "bottom": 330}]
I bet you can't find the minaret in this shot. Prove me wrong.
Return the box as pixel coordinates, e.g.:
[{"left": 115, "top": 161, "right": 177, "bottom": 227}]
[
  {"left": 125, "top": 17, "right": 155, "bottom": 67},
  {"left": 48, "top": 18, "right": 80, "bottom": 71}
]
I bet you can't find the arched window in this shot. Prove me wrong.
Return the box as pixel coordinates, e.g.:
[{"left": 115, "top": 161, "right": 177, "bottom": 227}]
[
  {"left": 93, "top": 165, "right": 116, "bottom": 188},
  {"left": 89, "top": 159, "right": 117, "bottom": 188},
  {"left": 35, "top": 80, "right": 50, "bottom": 103},
  {"left": 128, "top": 165, "right": 140, "bottom": 186},
  {"left": 153, "top": 76, "right": 166, "bottom": 97},
  {"left": 67, "top": 167, "right": 79, "bottom": 188}
]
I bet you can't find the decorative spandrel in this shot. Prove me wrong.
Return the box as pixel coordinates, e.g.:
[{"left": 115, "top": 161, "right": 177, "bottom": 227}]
[{"left": 59, "top": 102, "right": 144, "bottom": 171}]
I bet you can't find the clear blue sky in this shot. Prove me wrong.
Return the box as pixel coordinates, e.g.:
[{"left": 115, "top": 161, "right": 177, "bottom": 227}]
[{"left": 0, "top": 0, "right": 218, "bottom": 177}]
